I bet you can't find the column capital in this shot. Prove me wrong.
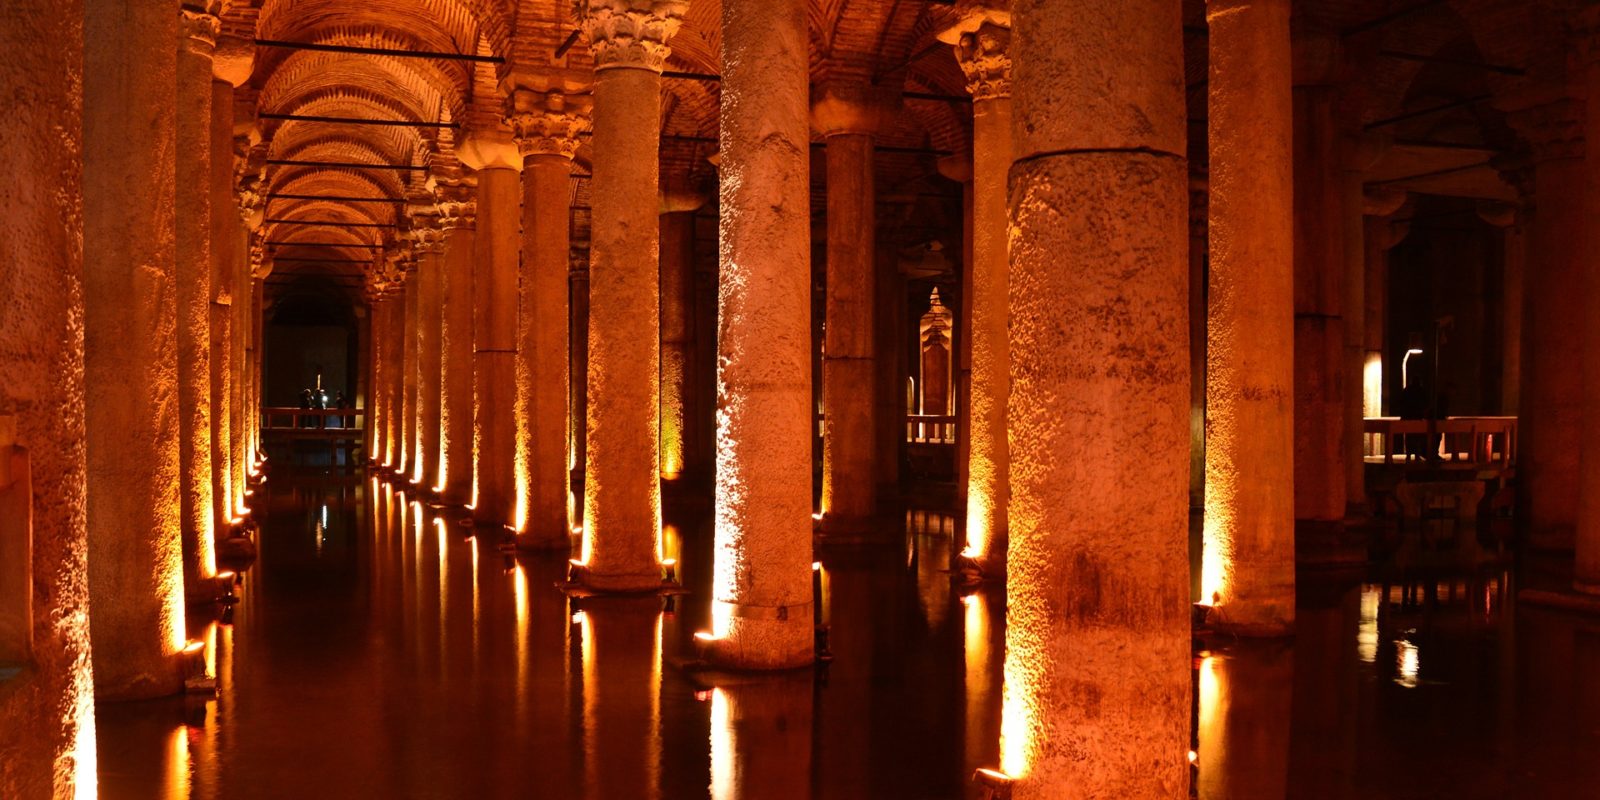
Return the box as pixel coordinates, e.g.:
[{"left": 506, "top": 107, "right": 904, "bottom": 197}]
[
  {"left": 575, "top": 0, "right": 688, "bottom": 73},
  {"left": 179, "top": 4, "right": 221, "bottom": 55},
  {"left": 457, "top": 129, "right": 523, "bottom": 172},
  {"left": 506, "top": 89, "right": 591, "bottom": 160},
  {"left": 658, "top": 186, "right": 706, "bottom": 214},
  {"left": 1505, "top": 97, "right": 1585, "bottom": 163},
  {"left": 405, "top": 199, "right": 447, "bottom": 253},
  {"left": 936, "top": 154, "right": 972, "bottom": 183},
  {"left": 810, "top": 82, "right": 901, "bottom": 137},
  {"left": 434, "top": 182, "right": 477, "bottom": 231},
  {"left": 213, "top": 34, "right": 254, "bottom": 87},
  {"left": 938, "top": 12, "right": 1012, "bottom": 101}
]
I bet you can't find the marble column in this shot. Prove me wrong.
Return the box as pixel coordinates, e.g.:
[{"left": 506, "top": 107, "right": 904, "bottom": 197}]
[
  {"left": 813, "top": 83, "right": 896, "bottom": 536},
  {"left": 84, "top": 0, "right": 187, "bottom": 698},
  {"left": 698, "top": 0, "right": 814, "bottom": 669},
  {"left": 659, "top": 189, "right": 704, "bottom": 483},
  {"left": 208, "top": 69, "right": 236, "bottom": 531},
  {"left": 176, "top": 3, "right": 220, "bottom": 597},
  {"left": 508, "top": 89, "right": 586, "bottom": 547},
  {"left": 370, "top": 291, "right": 390, "bottom": 467},
  {"left": 941, "top": 13, "right": 1011, "bottom": 578},
  {"left": 399, "top": 247, "right": 419, "bottom": 480},
  {"left": 412, "top": 219, "right": 444, "bottom": 490},
  {"left": 1579, "top": 26, "right": 1600, "bottom": 591},
  {"left": 1003, "top": 1, "right": 1189, "bottom": 795},
  {"left": 1509, "top": 98, "right": 1585, "bottom": 548},
  {"left": 461, "top": 132, "right": 523, "bottom": 529},
  {"left": 437, "top": 182, "right": 477, "bottom": 506},
  {"left": 1203, "top": 0, "right": 1296, "bottom": 634},
  {"left": 1291, "top": 29, "right": 1347, "bottom": 524},
  {"left": 575, "top": 0, "right": 685, "bottom": 591}
]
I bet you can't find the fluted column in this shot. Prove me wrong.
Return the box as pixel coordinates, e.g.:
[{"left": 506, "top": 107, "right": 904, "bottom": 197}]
[
  {"left": 813, "top": 83, "right": 897, "bottom": 537},
  {"left": 1002, "top": 1, "right": 1189, "bottom": 795},
  {"left": 176, "top": 3, "right": 220, "bottom": 598},
  {"left": 1203, "top": 0, "right": 1296, "bottom": 635},
  {"left": 508, "top": 87, "right": 587, "bottom": 547},
  {"left": 1508, "top": 98, "right": 1585, "bottom": 548},
  {"left": 698, "top": 0, "right": 814, "bottom": 669},
  {"left": 84, "top": 0, "right": 187, "bottom": 698},
  {"left": 574, "top": 0, "right": 685, "bottom": 590},
  {"left": 437, "top": 182, "right": 477, "bottom": 505},
  {"left": 659, "top": 188, "right": 705, "bottom": 483},
  {"left": 940, "top": 12, "right": 1011, "bottom": 578}
]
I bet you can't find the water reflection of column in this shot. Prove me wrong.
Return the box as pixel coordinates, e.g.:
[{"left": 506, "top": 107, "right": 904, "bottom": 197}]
[
  {"left": 1286, "top": 585, "right": 1358, "bottom": 794},
  {"left": 962, "top": 591, "right": 1002, "bottom": 783},
  {"left": 1196, "top": 645, "right": 1292, "bottom": 799},
  {"left": 709, "top": 674, "right": 815, "bottom": 800},
  {"left": 579, "top": 598, "right": 663, "bottom": 800}
]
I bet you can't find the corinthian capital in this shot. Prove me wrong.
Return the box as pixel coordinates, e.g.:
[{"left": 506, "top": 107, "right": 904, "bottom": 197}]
[
  {"left": 938, "top": 10, "right": 1012, "bottom": 102},
  {"left": 507, "top": 89, "right": 592, "bottom": 160},
  {"left": 179, "top": 4, "right": 221, "bottom": 55},
  {"left": 575, "top": 0, "right": 688, "bottom": 72},
  {"left": 434, "top": 182, "right": 477, "bottom": 231}
]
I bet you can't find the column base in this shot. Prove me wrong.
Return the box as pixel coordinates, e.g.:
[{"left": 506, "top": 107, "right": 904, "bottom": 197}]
[
  {"left": 954, "top": 551, "right": 1006, "bottom": 587},
  {"left": 692, "top": 614, "right": 815, "bottom": 672},
  {"left": 813, "top": 511, "right": 897, "bottom": 545},
  {"left": 562, "top": 562, "right": 683, "bottom": 596}
]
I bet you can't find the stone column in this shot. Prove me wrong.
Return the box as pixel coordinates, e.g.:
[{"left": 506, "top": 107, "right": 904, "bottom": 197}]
[
  {"left": 0, "top": 0, "right": 94, "bottom": 785},
  {"left": 461, "top": 133, "right": 522, "bottom": 528},
  {"left": 84, "top": 0, "right": 187, "bottom": 698},
  {"left": 813, "top": 83, "right": 896, "bottom": 536},
  {"left": 571, "top": 249, "right": 590, "bottom": 493},
  {"left": 1189, "top": 177, "right": 1208, "bottom": 518},
  {"left": 437, "top": 182, "right": 477, "bottom": 506},
  {"left": 508, "top": 89, "right": 586, "bottom": 547},
  {"left": 940, "top": 12, "right": 1011, "bottom": 579},
  {"left": 659, "top": 189, "right": 704, "bottom": 483},
  {"left": 1487, "top": 203, "right": 1526, "bottom": 416},
  {"left": 1291, "top": 28, "right": 1347, "bottom": 524},
  {"left": 937, "top": 156, "right": 974, "bottom": 516},
  {"left": 1578, "top": 23, "right": 1600, "bottom": 591},
  {"left": 1509, "top": 98, "right": 1585, "bottom": 548},
  {"left": 575, "top": 0, "right": 685, "bottom": 590},
  {"left": 370, "top": 290, "right": 390, "bottom": 467},
  {"left": 698, "top": 0, "right": 814, "bottom": 669},
  {"left": 411, "top": 218, "right": 444, "bottom": 490},
  {"left": 399, "top": 247, "right": 419, "bottom": 479},
  {"left": 1361, "top": 190, "right": 1407, "bottom": 418},
  {"left": 1204, "top": 0, "right": 1296, "bottom": 634},
  {"left": 176, "top": 3, "right": 220, "bottom": 597},
  {"left": 208, "top": 65, "right": 237, "bottom": 531},
  {"left": 1003, "top": 1, "right": 1189, "bottom": 795},
  {"left": 1342, "top": 137, "right": 1379, "bottom": 514}
]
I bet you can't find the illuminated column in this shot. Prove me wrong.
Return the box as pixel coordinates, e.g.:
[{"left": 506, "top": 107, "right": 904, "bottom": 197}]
[
  {"left": 700, "top": 0, "right": 814, "bottom": 669},
  {"left": 229, "top": 145, "right": 261, "bottom": 509},
  {"left": 437, "top": 181, "right": 477, "bottom": 506},
  {"left": 659, "top": 188, "right": 705, "bottom": 483},
  {"left": 0, "top": 0, "right": 95, "bottom": 785},
  {"left": 1291, "top": 29, "right": 1347, "bottom": 524},
  {"left": 1508, "top": 99, "right": 1584, "bottom": 548},
  {"left": 507, "top": 87, "right": 586, "bottom": 547},
  {"left": 1003, "top": 1, "right": 1189, "bottom": 794},
  {"left": 1579, "top": 27, "right": 1600, "bottom": 592},
  {"left": 208, "top": 41, "right": 247, "bottom": 530},
  {"left": 575, "top": 0, "right": 685, "bottom": 590},
  {"left": 1341, "top": 138, "right": 1380, "bottom": 514},
  {"left": 940, "top": 12, "right": 1011, "bottom": 577},
  {"left": 1189, "top": 177, "right": 1208, "bottom": 517},
  {"left": 813, "top": 83, "right": 896, "bottom": 535},
  {"left": 1203, "top": 0, "right": 1295, "bottom": 634},
  {"left": 412, "top": 218, "right": 444, "bottom": 488},
  {"left": 389, "top": 253, "right": 410, "bottom": 471},
  {"left": 571, "top": 250, "right": 590, "bottom": 497},
  {"left": 84, "top": 0, "right": 186, "bottom": 698},
  {"left": 176, "top": 3, "right": 220, "bottom": 596},
  {"left": 399, "top": 245, "right": 420, "bottom": 479},
  {"left": 370, "top": 291, "right": 390, "bottom": 466},
  {"left": 709, "top": 676, "right": 814, "bottom": 800},
  {"left": 1361, "top": 189, "right": 1407, "bottom": 419},
  {"left": 250, "top": 270, "right": 265, "bottom": 463}
]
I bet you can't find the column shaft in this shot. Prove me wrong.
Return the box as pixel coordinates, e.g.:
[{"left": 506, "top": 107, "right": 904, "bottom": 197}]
[
  {"left": 84, "top": 0, "right": 186, "bottom": 698},
  {"left": 440, "top": 220, "right": 476, "bottom": 504},
  {"left": 1204, "top": 0, "right": 1296, "bottom": 633},
  {"left": 1501, "top": 220, "right": 1525, "bottom": 415},
  {"left": 1579, "top": 57, "right": 1600, "bottom": 590},
  {"left": 418, "top": 244, "right": 443, "bottom": 491},
  {"left": 401, "top": 267, "right": 419, "bottom": 479},
  {"left": 371, "top": 297, "right": 389, "bottom": 466},
  {"left": 1004, "top": 1, "right": 1189, "bottom": 794},
  {"left": 659, "top": 209, "right": 694, "bottom": 482},
  {"left": 474, "top": 165, "right": 521, "bottom": 527},
  {"left": 704, "top": 0, "right": 814, "bottom": 668},
  {"left": 821, "top": 133, "right": 878, "bottom": 527},
  {"left": 519, "top": 156, "right": 573, "bottom": 547},
  {"left": 1341, "top": 166, "right": 1367, "bottom": 512},
  {"left": 1362, "top": 214, "right": 1394, "bottom": 415},
  {"left": 209, "top": 79, "right": 235, "bottom": 528},
  {"left": 176, "top": 10, "right": 218, "bottom": 593}
]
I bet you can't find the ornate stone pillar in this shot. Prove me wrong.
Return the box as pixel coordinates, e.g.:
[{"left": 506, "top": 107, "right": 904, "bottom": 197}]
[
  {"left": 508, "top": 87, "right": 586, "bottom": 546},
  {"left": 698, "top": 0, "right": 814, "bottom": 669},
  {"left": 1003, "top": 1, "right": 1189, "bottom": 794},
  {"left": 574, "top": 0, "right": 685, "bottom": 590},
  {"left": 1291, "top": 27, "right": 1347, "bottom": 524},
  {"left": 84, "top": 0, "right": 186, "bottom": 698},
  {"left": 659, "top": 187, "right": 705, "bottom": 483},
  {"left": 436, "top": 179, "right": 477, "bottom": 505},
  {"left": 812, "top": 82, "right": 897, "bottom": 537},
  {"left": 1204, "top": 0, "right": 1296, "bottom": 634},
  {"left": 1508, "top": 98, "right": 1585, "bottom": 548},
  {"left": 176, "top": 2, "right": 220, "bottom": 598},
  {"left": 940, "top": 10, "right": 1011, "bottom": 580}
]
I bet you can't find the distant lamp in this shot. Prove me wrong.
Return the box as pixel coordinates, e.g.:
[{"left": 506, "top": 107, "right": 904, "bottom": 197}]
[
  {"left": 972, "top": 768, "right": 1015, "bottom": 800},
  {"left": 1402, "top": 333, "right": 1425, "bottom": 391}
]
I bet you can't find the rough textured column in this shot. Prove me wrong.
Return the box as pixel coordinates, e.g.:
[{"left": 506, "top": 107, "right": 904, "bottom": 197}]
[
  {"left": 176, "top": 4, "right": 220, "bottom": 596},
  {"left": 1003, "top": 1, "right": 1189, "bottom": 794},
  {"left": 0, "top": 0, "right": 95, "bottom": 788},
  {"left": 941, "top": 13, "right": 1011, "bottom": 577},
  {"left": 461, "top": 134, "right": 523, "bottom": 528},
  {"left": 84, "top": 0, "right": 187, "bottom": 699},
  {"left": 412, "top": 221, "right": 444, "bottom": 489},
  {"left": 399, "top": 252, "right": 419, "bottom": 479},
  {"left": 1361, "top": 189, "right": 1407, "bottom": 418},
  {"left": 1341, "top": 139, "right": 1377, "bottom": 514},
  {"left": 575, "top": 0, "right": 685, "bottom": 590},
  {"left": 208, "top": 73, "right": 235, "bottom": 531},
  {"left": 813, "top": 83, "right": 895, "bottom": 535},
  {"left": 1204, "top": 0, "right": 1296, "bottom": 634},
  {"left": 1579, "top": 27, "right": 1600, "bottom": 592},
  {"left": 659, "top": 190, "right": 704, "bottom": 483},
  {"left": 370, "top": 293, "right": 390, "bottom": 466},
  {"left": 437, "top": 184, "right": 477, "bottom": 505},
  {"left": 508, "top": 89, "right": 586, "bottom": 547},
  {"left": 250, "top": 273, "right": 265, "bottom": 464},
  {"left": 1509, "top": 99, "right": 1585, "bottom": 548},
  {"left": 698, "top": 0, "right": 814, "bottom": 669},
  {"left": 1291, "top": 29, "right": 1347, "bottom": 524}
]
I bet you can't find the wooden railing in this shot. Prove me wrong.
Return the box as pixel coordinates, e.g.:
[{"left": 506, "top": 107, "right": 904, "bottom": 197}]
[
  {"left": 906, "top": 415, "right": 957, "bottom": 445},
  {"left": 260, "top": 407, "right": 365, "bottom": 437},
  {"left": 1363, "top": 416, "right": 1517, "bottom": 468}
]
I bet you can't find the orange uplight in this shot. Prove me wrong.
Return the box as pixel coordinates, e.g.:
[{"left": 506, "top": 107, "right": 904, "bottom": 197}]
[
  {"left": 183, "top": 640, "right": 206, "bottom": 655},
  {"left": 811, "top": 561, "right": 822, "bottom": 571},
  {"left": 811, "top": 512, "right": 824, "bottom": 521}
]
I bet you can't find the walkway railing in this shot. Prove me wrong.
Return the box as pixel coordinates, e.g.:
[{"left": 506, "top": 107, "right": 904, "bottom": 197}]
[
  {"left": 906, "top": 414, "right": 957, "bottom": 445},
  {"left": 260, "top": 407, "right": 365, "bottom": 437},
  {"left": 1363, "top": 416, "right": 1517, "bottom": 468}
]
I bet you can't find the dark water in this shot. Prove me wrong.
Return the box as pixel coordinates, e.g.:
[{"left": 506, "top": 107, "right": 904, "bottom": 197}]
[{"left": 94, "top": 472, "right": 1600, "bottom": 799}]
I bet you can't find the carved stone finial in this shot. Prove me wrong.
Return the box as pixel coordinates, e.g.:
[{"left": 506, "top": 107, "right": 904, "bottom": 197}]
[{"left": 574, "top": 0, "right": 688, "bottom": 73}]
